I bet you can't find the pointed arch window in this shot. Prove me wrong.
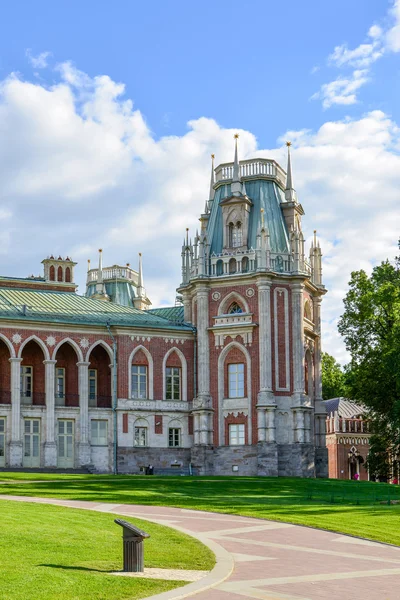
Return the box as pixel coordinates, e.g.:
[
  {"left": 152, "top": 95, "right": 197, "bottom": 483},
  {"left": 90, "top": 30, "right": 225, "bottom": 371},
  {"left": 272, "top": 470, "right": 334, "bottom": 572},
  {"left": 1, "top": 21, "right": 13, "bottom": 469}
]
[
  {"left": 57, "top": 266, "right": 63, "bottom": 282},
  {"left": 49, "top": 265, "right": 55, "bottom": 281},
  {"left": 229, "top": 222, "right": 243, "bottom": 248},
  {"left": 228, "top": 302, "right": 243, "bottom": 314},
  {"left": 65, "top": 267, "right": 71, "bottom": 283},
  {"left": 229, "top": 258, "right": 237, "bottom": 274}
]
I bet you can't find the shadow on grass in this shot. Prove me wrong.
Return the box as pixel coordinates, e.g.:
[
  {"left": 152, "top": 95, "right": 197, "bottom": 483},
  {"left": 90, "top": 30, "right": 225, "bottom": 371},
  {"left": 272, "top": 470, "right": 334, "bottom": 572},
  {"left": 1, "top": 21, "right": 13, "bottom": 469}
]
[{"left": 39, "top": 563, "right": 113, "bottom": 574}]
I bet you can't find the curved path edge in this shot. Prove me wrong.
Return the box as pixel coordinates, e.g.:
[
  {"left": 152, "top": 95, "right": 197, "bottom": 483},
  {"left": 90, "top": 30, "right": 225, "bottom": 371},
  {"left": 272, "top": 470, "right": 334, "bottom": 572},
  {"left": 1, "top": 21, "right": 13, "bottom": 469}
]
[{"left": 2, "top": 495, "right": 400, "bottom": 600}]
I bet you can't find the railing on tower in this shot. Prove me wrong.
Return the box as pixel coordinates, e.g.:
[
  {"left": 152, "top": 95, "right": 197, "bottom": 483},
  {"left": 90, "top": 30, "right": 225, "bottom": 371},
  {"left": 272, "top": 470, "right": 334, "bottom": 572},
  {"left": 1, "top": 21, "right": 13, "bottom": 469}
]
[{"left": 214, "top": 158, "right": 286, "bottom": 188}]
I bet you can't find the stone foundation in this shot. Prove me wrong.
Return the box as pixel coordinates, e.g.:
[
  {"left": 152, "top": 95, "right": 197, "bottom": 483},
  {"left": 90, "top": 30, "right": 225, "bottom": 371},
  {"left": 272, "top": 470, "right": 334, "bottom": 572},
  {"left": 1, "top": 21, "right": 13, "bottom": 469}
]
[
  {"left": 257, "top": 442, "right": 278, "bottom": 476},
  {"left": 315, "top": 446, "right": 328, "bottom": 478},
  {"left": 278, "top": 444, "right": 316, "bottom": 477},
  {"left": 117, "top": 447, "right": 192, "bottom": 474}
]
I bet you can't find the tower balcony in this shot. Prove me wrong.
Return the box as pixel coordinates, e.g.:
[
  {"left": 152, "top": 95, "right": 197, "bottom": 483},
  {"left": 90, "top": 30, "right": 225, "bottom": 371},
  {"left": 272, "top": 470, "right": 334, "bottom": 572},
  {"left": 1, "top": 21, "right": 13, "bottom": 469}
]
[{"left": 215, "top": 158, "right": 287, "bottom": 189}]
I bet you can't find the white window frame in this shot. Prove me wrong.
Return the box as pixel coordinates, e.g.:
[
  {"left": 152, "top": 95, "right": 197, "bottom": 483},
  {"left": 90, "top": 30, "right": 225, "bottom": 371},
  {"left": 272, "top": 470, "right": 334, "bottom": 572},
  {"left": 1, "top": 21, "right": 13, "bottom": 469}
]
[
  {"left": 21, "top": 366, "right": 33, "bottom": 402},
  {"left": 168, "top": 427, "right": 181, "bottom": 447},
  {"left": 91, "top": 419, "right": 107, "bottom": 446},
  {"left": 89, "top": 369, "right": 97, "bottom": 406},
  {"left": 229, "top": 423, "right": 245, "bottom": 445},
  {"left": 228, "top": 363, "right": 245, "bottom": 398},
  {"left": 134, "top": 426, "right": 148, "bottom": 447},
  {"left": 166, "top": 367, "right": 181, "bottom": 401},
  {"left": 131, "top": 365, "right": 148, "bottom": 399},
  {"left": 55, "top": 367, "right": 65, "bottom": 401}
]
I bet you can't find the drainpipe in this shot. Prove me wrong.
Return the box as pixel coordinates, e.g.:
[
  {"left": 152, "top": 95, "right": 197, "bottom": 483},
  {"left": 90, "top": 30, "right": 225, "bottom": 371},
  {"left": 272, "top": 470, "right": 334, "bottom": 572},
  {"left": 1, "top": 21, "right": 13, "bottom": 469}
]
[{"left": 106, "top": 320, "right": 118, "bottom": 475}]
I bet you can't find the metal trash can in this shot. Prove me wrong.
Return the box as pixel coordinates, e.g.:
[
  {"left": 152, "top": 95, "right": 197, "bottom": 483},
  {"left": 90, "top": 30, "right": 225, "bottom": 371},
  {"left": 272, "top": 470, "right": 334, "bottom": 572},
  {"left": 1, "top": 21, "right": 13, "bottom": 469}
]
[{"left": 114, "top": 519, "right": 150, "bottom": 572}]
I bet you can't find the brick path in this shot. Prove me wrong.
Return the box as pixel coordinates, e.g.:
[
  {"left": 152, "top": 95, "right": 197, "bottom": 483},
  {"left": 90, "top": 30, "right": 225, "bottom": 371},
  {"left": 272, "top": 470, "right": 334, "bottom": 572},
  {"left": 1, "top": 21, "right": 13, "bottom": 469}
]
[{"left": 2, "top": 495, "right": 400, "bottom": 600}]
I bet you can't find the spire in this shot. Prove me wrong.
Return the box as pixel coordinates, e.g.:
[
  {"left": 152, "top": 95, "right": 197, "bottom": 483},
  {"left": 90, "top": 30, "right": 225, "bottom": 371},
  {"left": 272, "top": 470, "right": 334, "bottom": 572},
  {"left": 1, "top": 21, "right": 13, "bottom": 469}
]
[
  {"left": 98, "top": 249, "right": 103, "bottom": 284},
  {"left": 138, "top": 252, "right": 144, "bottom": 292},
  {"left": 233, "top": 134, "right": 240, "bottom": 182},
  {"left": 209, "top": 154, "right": 215, "bottom": 202},
  {"left": 87, "top": 259, "right": 90, "bottom": 272},
  {"left": 284, "top": 141, "right": 297, "bottom": 203},
  {"left": 232, "top": 133, "right": 242, "bottom": 195},
  {"left": 94, "top": 249, "right": 109, "bottom": 301}
]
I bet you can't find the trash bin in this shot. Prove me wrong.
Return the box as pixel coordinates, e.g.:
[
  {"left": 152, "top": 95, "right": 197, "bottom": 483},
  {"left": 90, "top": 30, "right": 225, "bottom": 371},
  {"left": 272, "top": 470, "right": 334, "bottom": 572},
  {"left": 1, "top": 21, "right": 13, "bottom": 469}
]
[{"left": 114, "top": 519, "right": 150, "bottom": 572}]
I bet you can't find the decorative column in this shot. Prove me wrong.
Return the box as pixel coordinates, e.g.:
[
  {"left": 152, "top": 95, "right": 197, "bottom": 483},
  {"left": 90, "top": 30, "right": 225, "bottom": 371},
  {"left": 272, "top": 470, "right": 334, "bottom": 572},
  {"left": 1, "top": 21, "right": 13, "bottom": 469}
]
[
  {"left": 9, "top": 357, "right": 23, "bottom": 467},
  {"left": 256, "top": 279, "right": 275, "bottom": 442},
  {"left": 193, "top": 286, "right": 213, "bottom": 446},
  {"left": 291, "top": 282, "right": 305, "bottom": 404},
  {"left": 44, "top": 359, "right": 57, "bottom": 467},
  {"left": 77, "top": 361, "right": 91, "bottom": 465},
  {"left": 313, "top": 297, "right": 323, "bottom": 401}
]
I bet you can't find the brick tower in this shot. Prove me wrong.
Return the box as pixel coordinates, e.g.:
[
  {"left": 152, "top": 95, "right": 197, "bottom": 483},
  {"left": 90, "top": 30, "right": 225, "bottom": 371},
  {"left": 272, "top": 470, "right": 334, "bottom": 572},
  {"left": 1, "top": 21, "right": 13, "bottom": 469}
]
[{"left": 178, "top": 137, "right": 328, "bottom": 477}]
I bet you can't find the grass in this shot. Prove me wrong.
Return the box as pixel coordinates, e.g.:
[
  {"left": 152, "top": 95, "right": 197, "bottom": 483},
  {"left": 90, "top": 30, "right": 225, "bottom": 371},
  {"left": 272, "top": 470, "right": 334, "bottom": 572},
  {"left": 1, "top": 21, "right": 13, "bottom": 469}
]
[
  {"left": 1, "top": 474, "right": 400, "bottom": 546},
  {"left": 0, "top": 500, "right": 215, "bottom": 600}
]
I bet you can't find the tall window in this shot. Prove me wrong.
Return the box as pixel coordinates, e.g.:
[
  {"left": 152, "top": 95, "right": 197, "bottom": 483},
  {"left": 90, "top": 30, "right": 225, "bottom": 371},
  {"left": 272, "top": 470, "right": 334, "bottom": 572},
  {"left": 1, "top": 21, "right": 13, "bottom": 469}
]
[
  {"left": 65, "top": 267, "right": 71, "bottom": 283},
  {"left": 131, "top": 365, "right": 148, "bottom": 399},
  {"left": 89, "top": 369, "right": 97, "bottom": 405},
  {"left": 49, "top": 265, "right": 55, "bottom": 281},
  {"left": 55, "top": 368, "right": 65, "bottom": 399},
  {"left": 57, "top": 266, "right": 63, "bottom": 282},
  {"left": 229, "top": 423, "right": 245, "bottom": 445},
  {"left": 134, "top": 426, "right": 148, "bottom": 446},
  {"left": 168, "top": 427, "right": 181, "bottom": 447},
  {"left": 228, "top": 363, "right": 244, "bottom": 398},
  {"left": 21, "top": 366, "right": 33, "bottom": 398},
  {"left": 229, "top": 222, "right": 242, "bottom": 248},
  {"left": 166, "top": 367, "right": 181, "bottom": 400},
  {"left": 236, "top": 222, "right": 243, "bottom": 246},
  {"left": 91, "top": 420, "right": 107, "bottom": 445}
]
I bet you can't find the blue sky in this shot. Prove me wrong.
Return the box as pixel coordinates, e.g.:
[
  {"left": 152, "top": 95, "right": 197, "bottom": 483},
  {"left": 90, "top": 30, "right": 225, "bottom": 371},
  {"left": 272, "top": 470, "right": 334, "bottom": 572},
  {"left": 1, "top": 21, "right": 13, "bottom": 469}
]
[
  {"left": 0, "top": 0, "right": 395, "bottom": 144},
  {"left": 0, "top": 0, "right": 399, "bottom": 362}
]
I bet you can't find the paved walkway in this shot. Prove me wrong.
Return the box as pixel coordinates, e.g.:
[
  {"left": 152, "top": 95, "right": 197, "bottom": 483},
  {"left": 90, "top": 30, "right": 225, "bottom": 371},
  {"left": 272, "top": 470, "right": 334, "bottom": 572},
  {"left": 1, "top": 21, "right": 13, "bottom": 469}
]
[{"left": 1, "top": 495, "right": 400, "bottom": 600}]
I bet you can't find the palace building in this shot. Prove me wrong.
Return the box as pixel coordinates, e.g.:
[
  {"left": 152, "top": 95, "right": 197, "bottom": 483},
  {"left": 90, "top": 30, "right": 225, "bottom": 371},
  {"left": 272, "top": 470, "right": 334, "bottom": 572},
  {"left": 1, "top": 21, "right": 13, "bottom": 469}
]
[{"left": 0, "top": 139, "right": 328, "bottom": 476}]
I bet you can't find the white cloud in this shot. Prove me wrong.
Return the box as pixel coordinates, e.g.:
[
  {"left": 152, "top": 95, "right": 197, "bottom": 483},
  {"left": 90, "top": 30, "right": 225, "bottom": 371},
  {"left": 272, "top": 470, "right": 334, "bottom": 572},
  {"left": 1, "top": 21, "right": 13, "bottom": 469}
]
[
  {"left": 26, "top": 50, "right": 51, "bottom": 69},
  {"left": 313, "top": 1, "right": 400, "bottom": 108},
  {"left": 0, "top": 64, "right": 400, "bottom": 365},
  {"left": 312, "top": 69, "right": 369, "bottom": 109},
  {"left": 386, "top": 0, "right": 400, "bottom": 51}
]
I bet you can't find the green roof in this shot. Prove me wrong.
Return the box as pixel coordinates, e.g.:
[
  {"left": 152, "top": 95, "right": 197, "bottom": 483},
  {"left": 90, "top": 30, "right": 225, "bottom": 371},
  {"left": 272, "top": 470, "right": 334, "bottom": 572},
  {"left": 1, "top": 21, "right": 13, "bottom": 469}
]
[
  {"left": 0, "top": 288, "right": 191, "bottom": 331},
  {"left": 148, "top": 306, "right": 185, "bottom": 323}
]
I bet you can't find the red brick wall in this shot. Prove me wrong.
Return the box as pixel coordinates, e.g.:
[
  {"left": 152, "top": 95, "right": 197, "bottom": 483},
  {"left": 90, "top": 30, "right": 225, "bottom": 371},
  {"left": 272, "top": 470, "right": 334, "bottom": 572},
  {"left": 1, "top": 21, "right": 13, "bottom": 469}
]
[
  {"left": 155, "top": 415, "right": 163, "bottom": 434},
  {"left": 54, "top": 343, "right": 79, "bottom": 406},
  {"left": 0, "top": 339, "right": 10, "bottom": 401},
  {"left": 271, "top": 284, "right": 293, "bottom": 396},
  {"left": 21, "top": 340, "right": 45, "bottom": 405},
  {"left": 89, "top": 345, "right": 111, "bottom": 407}
]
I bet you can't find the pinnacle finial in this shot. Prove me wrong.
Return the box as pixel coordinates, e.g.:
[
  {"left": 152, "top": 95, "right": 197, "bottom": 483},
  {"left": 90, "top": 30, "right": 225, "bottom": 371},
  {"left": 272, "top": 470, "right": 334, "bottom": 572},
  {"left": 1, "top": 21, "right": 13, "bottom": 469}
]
[
  {"left": 286, "top": 140, "right": 292, "bottom": 147},
  {"left": 234, "top": 133, "right": 239, "bottom": 139},
  {"left": 284, "top": 141, "right": 296, "bottom": 202},
  {"left": 209, "top": 153, "right": 215, "bottom": 203},
  {"left": 232, "top": 133, "right": 241, "bottom": 186}
]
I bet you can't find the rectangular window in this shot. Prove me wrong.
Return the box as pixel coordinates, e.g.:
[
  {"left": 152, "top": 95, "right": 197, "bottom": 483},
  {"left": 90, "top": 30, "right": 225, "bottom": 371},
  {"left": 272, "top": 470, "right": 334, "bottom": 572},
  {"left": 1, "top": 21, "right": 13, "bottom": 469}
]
[
  {"left": 89, "top": 369, "right": 97, "bottom": 406},
  {"left": 21, "top": 366, "right": 33, "bottom": 403},
  {"left": 134, "top": 427, "right": 148, "bottom": 446},
  {"left": 91, "top": 419, "right": 107, "bottom": 445},
  {"left": 168, "top": 427, "right": 181, "bottom": 447},
  {"left": 229, "top": 423, "right": 245, "bottom": 445},
  {"left": 166, "top": 367, "right": 181, "bottom": 400},
  {"left": 131, "top": 365, "right": 148, "bottom": 399},
  {"left": 228, "top": 363, "right": 244, "bottom": 398},
  {"left": 55, "top": 367, "right": 65, "bottom": 402}
]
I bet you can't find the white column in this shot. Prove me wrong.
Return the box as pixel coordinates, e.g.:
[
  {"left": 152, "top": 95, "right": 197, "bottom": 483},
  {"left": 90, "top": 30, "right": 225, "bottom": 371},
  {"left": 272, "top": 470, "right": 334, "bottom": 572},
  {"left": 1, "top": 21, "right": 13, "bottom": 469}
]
[
  {"left": 9, "top": 357, "right": 23, "bottom": 467},
  {"left": 44, "top": 359, "right": 57, "bottom": 467},
  {"left": 314, "top": 297, "right": 323, "bottom": 400},
  {"left": 257, "top": 280, "right": 273, "bottom": 400},
  {"left": 266, "top": 407, "right": 276, "bottom": 443},
  {"left": 194, "top": 413, "right": 200, "bottom": 445},
  {"left": 292, "top": 283, "right": 305, "bottom": 402},
  {"left": 257, "top": 408, "right": 266, "bottom": 442},
  {"left": 77, "top": 361, "right": 91, "bottom": 465},
  {"left": 194, "top": 286, "right": 213, "bottom": 446}
]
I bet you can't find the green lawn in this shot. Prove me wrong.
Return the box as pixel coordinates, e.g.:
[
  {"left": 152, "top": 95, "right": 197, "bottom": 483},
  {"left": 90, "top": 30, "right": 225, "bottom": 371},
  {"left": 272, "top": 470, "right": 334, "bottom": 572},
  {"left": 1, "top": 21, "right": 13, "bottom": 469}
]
[
  {"left": 0, "top": 500, "right": 215, "bottom": 600},
  {"left": 1, "top": 474, "right": 400, "bottom": 547}
]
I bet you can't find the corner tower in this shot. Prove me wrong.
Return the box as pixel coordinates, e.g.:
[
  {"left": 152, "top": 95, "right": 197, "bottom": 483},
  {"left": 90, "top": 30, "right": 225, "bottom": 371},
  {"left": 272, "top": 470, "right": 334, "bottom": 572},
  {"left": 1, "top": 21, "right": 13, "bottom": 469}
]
[{"left": 178, "top": 137, "right": 327, "bottom": 477}]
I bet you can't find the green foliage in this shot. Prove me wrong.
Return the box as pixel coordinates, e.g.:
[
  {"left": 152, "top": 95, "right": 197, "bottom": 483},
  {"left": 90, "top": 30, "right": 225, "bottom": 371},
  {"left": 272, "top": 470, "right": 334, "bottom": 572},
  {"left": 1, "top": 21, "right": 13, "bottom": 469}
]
[
  {"left": 338, "top": 242, "right": 400, "bottom": 478},
  {"left": 1, "top": 474, "right": 400, "bottom": 546},
  {"left": 321, "top": 352, "right": 345, "bottom": 399},
  {"left": 0, "top": 500, "right": 214, "bottom": 600}
]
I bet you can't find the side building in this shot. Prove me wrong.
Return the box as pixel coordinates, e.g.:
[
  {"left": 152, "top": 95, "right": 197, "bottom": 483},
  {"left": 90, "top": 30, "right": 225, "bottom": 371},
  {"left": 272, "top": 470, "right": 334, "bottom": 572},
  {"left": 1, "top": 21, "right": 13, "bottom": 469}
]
[{"left": 0, "top": 139, "right": 328, "bottom": 476}]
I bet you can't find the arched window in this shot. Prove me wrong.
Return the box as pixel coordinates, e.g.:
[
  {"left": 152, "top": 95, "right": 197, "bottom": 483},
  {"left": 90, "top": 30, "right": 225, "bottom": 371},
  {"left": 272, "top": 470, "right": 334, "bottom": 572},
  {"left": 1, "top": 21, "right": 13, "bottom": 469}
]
[
  {"left": 228, "top": 302, "right": 243, "bottom": 314},
  {"left": 229, "top": 223, "right": 236, "bottom": 247},
  {"left": 65, "top": 267, "right": 71, "bottom": 283},
  {"left": 49, "top": 265, "right": 55, "bottom": 281},
  {"left": 229, "top": 258, "right": 236, "bottom": 274},
  {"left": 241, "top": 256, "right": 249, "bottom": 272},
  {"left": 236, "top": 222, "right": 242, "bottom": 246},
  {"left": 57, "top": 266, "right": 63, "bottom": 282},
  {"left": 216, "top": 259, "right": 224, "bottom": 276}
]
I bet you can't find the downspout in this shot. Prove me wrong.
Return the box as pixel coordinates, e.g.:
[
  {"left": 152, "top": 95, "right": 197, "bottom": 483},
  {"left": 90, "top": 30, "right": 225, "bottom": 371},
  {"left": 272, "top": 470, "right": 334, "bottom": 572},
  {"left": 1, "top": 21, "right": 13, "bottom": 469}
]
[{"left": 106, "top": 320, "right": 118, "bottom": 475}]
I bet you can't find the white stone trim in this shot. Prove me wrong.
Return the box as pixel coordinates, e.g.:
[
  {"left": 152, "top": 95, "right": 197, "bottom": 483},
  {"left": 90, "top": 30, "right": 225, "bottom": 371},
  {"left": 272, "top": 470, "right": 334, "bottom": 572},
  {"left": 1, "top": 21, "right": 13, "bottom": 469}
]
[
  {"left": 217, "top": 291, "right": 250, "bottom": 316},
  {"left": 217, "top": 341, "right": 252, "bottom": 446},
  {"left": 162, "top": 347, "right": 188, "bottom": 402},
  {"left": 51, "top": 337, "right": 84, "bottom": 362},
  {"left": 274, "top": 287, "right": 290, "bottom": 392},
  {"left": 85, "top": 340, "right": 113, "bottom": 363},
  {"left": 18, "top": 335, "right": 50, "bottom": 360},
  {"left": 128, "top": 345, "right": 154, "bottom": 400},
  {"left": 0, "top": 333, "right": 16, "bottom": 358}
]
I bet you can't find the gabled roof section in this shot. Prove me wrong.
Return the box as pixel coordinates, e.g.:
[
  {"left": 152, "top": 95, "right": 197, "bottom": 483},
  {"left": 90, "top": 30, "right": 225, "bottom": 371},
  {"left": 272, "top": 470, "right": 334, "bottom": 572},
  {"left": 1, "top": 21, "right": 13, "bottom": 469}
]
[
  {"left": 148, "top": 306, "right": 185, "bottom": 323},
  {"left": 207, "top": 181, "right": 290, "bottom": 255},
  {"left": 0, "top": 287, "right": 191, "bottom": 331},
  {"left": 323, "top": 398, "right": 365, "bottom": 418}
]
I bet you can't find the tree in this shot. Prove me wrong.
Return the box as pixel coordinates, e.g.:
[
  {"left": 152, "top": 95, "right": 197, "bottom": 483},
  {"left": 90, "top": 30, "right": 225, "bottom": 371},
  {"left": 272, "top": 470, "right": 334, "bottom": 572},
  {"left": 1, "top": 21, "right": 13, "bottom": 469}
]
[
  {"left": 321, "top": 352, "right": 345, "bottom": 399},
  {"left": 338, "top": 243, "right": 400, "bottom": 478}
]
